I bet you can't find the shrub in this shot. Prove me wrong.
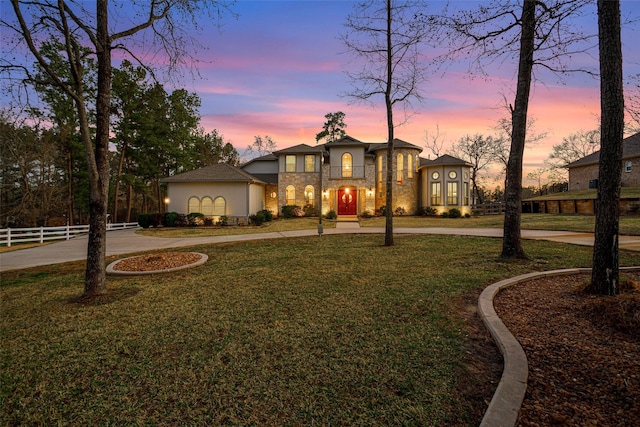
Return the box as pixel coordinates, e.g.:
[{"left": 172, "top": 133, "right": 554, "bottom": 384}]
[
  {"left": 187, "top": 212, "right": 204, "bottom": 226},
  {"left": 360, "top": 210, "right": 373, "bottom": 218},
  {"left": 137, "top": 213, "right": 152, "bottom": 228},
  {"left": 447, "top": 208, "right": 462, "bottom": 218},
  {"left": 217, "top": 215, "right": 229, "bottom": 226},
  {"left": 163, "top": 212, "right": 179, "bottom": 227},
  {"left": 303, "top": 204, "right": 317, "bottom": 217},
  {"left": 250, "top": 209, "right": 273, "bottom": 226},
  {"left": 440, "top": 211, "right": 449, "bottom": 218},
  {"left": 325, "top": 210, "right": 337, "bottom": 220},
  {"left": 151, "top": 213, "right": 163, "bottom": 227},
  {"left": 416, "top": 206, "right": 437, "bottom": 216},
  {"left": 377, "top": 206, "right": 387, "bottom": 216},
  {"left": 464, "top": 213, "right": 471, "bottom": 218},
  {"left": 281, "top": 205, "right": 299, "bottom": 218},
  {"left": 203, "top": 217, "right": 215, "bottom": 226},
  {"left": 394, "top": 206, "right": 406, "bottom": 216}
]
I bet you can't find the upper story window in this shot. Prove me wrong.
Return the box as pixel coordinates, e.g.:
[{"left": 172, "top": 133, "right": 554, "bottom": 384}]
[
  {"left": 342, "top": 153, "right": 352, "bottom": 178},
  {"left": 397, "top": 153, "right": 404, "bottom": 183},
  {"left": 305, "top": 154, "right": 316, "bottom": 172},
  {"left": 408, "top": 154, "right": 413, "bottom": 178},
  {"left": 625, "top": 161, "right": 632, "bottom": 172},
  {"left": 285, "top": 155, "right": 296, "bottom": 172}
]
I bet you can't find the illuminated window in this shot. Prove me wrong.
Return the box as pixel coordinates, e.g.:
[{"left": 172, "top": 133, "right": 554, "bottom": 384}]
[
  {"left": 305, "top": 155, "right": 315, "bottom": 172},
  {"left": 286, "top": 185, "right": 295, "bottom": 205},
  {"left": 408, "top": 153, "right": 413, "bottom": 178},
  {"left": 447, "top": 182, "right": 458, "bottom": 205},
  {"left": 201, "top": 197, "right": 213, "bottom": 216},
  {"left": 304, "top": 185, "right": 314, "bottom": 206},
  {"left": 285, "top": 155, "right": 296, "bottom": 172},
  {"left": 188, "top": 196, "right": 200, "bottom": 214},
  {"left": 213, "top": 197, "right": 226, "bottom": 216},
  {"left": 464, "top": 182, "right": 469, "bottom": 205},
  {"left": 431, "top": 182, "right": 442, "bottom": 205},
  {"left": 342, "top": 153, "right": 352, "bottom": 178},
  {"left": 397, "top": 153, "right": 404, "bottom": 183},
  {"left": 377, "top": 155, "right": 383, "bottom": 188}
]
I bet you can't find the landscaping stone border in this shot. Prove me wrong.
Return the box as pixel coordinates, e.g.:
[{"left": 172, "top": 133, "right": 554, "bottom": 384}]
[{"left": 106, "top": 252, "right": 208, "bottom": 276}]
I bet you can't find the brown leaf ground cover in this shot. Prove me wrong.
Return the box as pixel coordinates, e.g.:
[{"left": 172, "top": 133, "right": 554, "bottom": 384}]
[
  {"left": 112, "top": 252, "right": 202, "bottom": 272},
  {"left": 493, "top": 272, "right": 640, "bottom": 426}
]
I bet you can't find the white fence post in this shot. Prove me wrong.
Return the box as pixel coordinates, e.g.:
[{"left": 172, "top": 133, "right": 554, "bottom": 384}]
[
  {"left": 66, "top": 224, "right": 70, "bottom": 240},
  {"left": 39, "top": 227, "right": 44, "bottom": 243},
  {"left": 7, "top": 228, "right": 11, "bottom": 247}
]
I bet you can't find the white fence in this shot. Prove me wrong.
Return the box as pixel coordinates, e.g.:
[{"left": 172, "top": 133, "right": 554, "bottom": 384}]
[{"left": 0, "top": 222, "right": 139, "bottom": 247}]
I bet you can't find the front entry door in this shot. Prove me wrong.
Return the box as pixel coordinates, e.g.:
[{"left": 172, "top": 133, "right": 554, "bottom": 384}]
[{"left": 337, "top": 188, "right": 357, "bottom": 215}]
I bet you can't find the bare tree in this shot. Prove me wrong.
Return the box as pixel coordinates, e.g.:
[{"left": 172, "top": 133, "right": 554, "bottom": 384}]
[
  {"left": 588, "top": 0, "right": 624, "bottom": 295},
  {"left": 2, "top": 0, "right": 233, "bottom": 298},
  {"left": 449, "top": 134, "right": 497, "bottom": 205},
  {"left": 244, "top": 135, "right": 277, "bottom": 161},
  {"left": 545, "top": 129, "right": 600, "bottom": 181},
  {"left": 423, "top": 123, "right": 446, "bottom": 158},
  {"left": 445, "top": 0, "right": 594, "bottom": 259},
  {"left": 342, "top": 0, "right": 433, "bottom": 246}
]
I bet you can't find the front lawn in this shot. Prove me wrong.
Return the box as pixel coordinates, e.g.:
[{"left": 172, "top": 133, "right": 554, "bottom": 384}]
[{"left": 2, "top": 234, "right": 637, "bottom": 425}]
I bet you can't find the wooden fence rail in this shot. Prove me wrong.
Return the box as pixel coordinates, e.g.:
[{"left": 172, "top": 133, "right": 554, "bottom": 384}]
[{"left": 0, "top": 222, "right": 139, "bottom": 247}]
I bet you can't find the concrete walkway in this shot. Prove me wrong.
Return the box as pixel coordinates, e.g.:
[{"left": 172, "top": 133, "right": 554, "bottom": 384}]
[{"left": 2, "top": 226, "right": 639, "bottom": 272}]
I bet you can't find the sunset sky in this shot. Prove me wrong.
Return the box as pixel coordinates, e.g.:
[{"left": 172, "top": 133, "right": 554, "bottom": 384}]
[{"left": 177, "top": 0, "right": 640, "bottom": 186}]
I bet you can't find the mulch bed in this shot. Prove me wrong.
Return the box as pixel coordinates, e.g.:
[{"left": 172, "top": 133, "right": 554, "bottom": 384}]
[
  {"left": 493, "top": 272, "right": 640, "bottom": 426},
  {"left": 112, "top": 252, "right": 203, "bottom": 272}
]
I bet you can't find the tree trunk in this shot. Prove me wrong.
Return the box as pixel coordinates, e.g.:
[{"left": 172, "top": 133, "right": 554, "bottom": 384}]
[
  {"left": 83, "top": 0, "right": 111, "bottom": 297},
  {"left": 384, "top": 0, "right": 394, "bottom": 247},
  {"left": 501, "top": 0, "right": 535, "bottom": 260},
  {"left": 588, "top": 0, "right": 624, "bottom": 295}
]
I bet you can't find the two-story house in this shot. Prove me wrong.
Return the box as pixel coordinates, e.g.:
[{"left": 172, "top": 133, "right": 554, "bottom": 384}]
[{"left": 162, "top": 135, "right": 473, "bottom": 221}]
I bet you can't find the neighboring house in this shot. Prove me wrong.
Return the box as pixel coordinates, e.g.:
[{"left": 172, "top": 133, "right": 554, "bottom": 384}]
[
  {"left": 162, "top": 135, "right": 472, "bottom": 221},
  {"left": 567, "top": 132, "right": 640, "bottom": 190}
]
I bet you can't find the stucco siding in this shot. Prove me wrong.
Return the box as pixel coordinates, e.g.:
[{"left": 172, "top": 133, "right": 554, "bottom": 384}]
[{"left": 166, "top": 182, "right": 250, "bottom": 217}]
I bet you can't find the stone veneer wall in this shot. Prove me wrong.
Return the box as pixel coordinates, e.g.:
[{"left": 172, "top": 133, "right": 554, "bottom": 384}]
[
  {"left": 278, "top": 172, "right": 321, "bottom": 213},
  {"left": 374, "top": 148, "right": 421, "bottom": 215}
]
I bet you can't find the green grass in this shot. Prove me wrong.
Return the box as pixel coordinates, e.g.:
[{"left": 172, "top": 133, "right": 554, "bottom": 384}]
[
  {"left": 360, "top": 214, "right": 640, "bottom": 235},
  {"left": 2, "top": 235, "right": 638, "bottom": 425},
  {"left": 524, "top": 187, "right": 640, "bottom": 201}
]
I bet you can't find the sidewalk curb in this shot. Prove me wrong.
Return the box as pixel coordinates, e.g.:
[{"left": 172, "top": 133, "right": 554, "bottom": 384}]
[{"left": 477, "top": 266, "right": 640, "bottom": 427}]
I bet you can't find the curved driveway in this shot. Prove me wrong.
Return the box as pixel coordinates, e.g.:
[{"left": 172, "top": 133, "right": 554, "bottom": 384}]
[{"left": 2, "top": 226, "right": 639, "bottom": 272}]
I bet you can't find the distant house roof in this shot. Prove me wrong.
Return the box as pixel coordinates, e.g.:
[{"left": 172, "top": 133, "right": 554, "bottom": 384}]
[
  {"left": 566, "top": 132, "right": 640, "bottom": 168},
  {"left": 420, "top": 154, "right": 473, "bottom": 167},
  {"left": 160, "top": 163, "right": 265, "bottom": 184}
]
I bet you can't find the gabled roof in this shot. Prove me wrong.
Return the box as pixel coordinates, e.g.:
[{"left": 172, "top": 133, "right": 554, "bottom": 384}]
[
  {"left": 566, "top": 132, "right": 640, "bottom": 168},
  {"left": 324, "top": 135, "right": 365, "bottom": 146},
  {"left": 160, "top": 163, "right": 265, "bottom": 184},
  {"left": 249, "top": 173, "right": 278, "bottom": 185},
  {"left": 274, "top": 144, "right": 325, "bottom": 154},
  {"left": 241, "top": 153, "right": 277, "bottom": 168},
  {"left": 420, "top": 154, "right": 472, "bottom": 167},
  {"left": 367, "top": 138, "right": 423, "bottom": 153}
]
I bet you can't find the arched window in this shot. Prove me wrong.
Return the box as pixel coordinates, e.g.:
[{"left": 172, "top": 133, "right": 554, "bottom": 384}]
[
  {"left": 304, "top": 185, "right": 315, "bottom": 206},
  {"left": 342, "top": 153, "right": 352, "bottom": 178},
  {"left": 201, "top": 197, "right": 213, "bottom": 216},
  {"left": 286, "top": 185, "right": 295, "bottom": 205},
  {"left": 397, "top": 153, "right": 404, "bottom": 183},
  {"left": 377, "top": 154, "right": 383, "bottom": 197},
  {"left": 213, "top": 197, "right": 226, "bottom": 216},
  {"left": 188, "top": 197, "right": 200, "bottom": 214},
  {"left": 407, "top": 153, "right": 413, "bottom": 178}
]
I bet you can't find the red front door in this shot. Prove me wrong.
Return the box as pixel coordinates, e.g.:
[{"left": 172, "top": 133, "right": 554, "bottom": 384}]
[{"left": 338, "top": 188, "right": 357, "bottom": 215}]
